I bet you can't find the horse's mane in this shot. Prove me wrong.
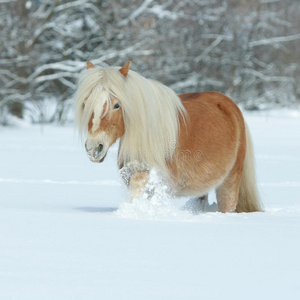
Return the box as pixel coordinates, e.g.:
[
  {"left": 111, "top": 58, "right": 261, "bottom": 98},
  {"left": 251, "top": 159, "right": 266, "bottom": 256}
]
[{"left": 75, "top": 66, "right": 186, "bottom": 173}]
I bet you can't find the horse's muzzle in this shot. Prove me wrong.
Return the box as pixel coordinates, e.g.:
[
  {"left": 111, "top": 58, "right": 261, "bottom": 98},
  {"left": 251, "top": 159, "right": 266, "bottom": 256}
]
[{"left": 86, "top": 143, "right": 106, "bottom": 163}]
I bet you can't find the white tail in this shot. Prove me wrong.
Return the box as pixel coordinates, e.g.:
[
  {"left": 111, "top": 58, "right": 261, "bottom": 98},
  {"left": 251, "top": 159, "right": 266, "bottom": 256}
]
[{"left": 236, "top": 123, "right": 263, "bottom": 212}]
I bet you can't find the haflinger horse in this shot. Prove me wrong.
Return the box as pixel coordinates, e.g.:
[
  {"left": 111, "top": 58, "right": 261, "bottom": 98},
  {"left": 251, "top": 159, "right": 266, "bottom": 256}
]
[{"left": 75, "top": 61, "right": 263, "bottom": 213}]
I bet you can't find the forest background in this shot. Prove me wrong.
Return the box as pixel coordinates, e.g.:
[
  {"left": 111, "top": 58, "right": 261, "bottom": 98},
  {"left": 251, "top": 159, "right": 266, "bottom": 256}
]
[{"left": 0, "top": 0, "right": 299, "bottom": 124}]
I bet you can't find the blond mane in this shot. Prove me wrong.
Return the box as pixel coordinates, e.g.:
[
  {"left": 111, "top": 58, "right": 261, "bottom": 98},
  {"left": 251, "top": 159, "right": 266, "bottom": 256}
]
[{"left": 75, "top": 66, "right": 186, "bottom": 173}]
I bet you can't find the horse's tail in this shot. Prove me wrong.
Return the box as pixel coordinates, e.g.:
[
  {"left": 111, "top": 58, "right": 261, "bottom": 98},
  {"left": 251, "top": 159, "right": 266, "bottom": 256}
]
[{"left": 236, "top": 123, "right": 263, "bottom": 212}]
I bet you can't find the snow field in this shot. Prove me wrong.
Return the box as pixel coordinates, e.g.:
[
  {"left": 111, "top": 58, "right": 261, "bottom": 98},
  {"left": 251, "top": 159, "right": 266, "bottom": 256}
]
[{"left": 0, "top": 110, "right": 300, "bottom": 299}]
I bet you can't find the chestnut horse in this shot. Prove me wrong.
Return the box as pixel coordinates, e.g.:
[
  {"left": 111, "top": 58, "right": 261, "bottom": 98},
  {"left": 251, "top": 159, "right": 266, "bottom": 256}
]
[{"left": 75, "top": 61, "right": 263, "bottom": 213}]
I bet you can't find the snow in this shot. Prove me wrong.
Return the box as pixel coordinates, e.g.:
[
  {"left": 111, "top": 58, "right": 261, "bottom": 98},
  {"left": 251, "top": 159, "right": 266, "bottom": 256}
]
[{"left": 0, "top": 110, "right": 300, "bottom": 299}]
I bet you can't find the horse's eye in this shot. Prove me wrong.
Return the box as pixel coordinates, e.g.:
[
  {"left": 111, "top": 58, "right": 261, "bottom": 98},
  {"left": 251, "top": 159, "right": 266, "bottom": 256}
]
[{"left": 113, "top": 103, "right": 120, "bottom": 109}]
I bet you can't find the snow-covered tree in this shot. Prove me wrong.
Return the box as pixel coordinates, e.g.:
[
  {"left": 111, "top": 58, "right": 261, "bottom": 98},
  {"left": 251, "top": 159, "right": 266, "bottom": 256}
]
[{"left": 0, "top": 0, "right": 299, "bottom": 124}]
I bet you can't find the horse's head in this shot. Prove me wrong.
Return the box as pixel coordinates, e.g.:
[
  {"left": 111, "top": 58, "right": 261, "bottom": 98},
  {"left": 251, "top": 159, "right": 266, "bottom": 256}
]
[
  {"left": 83, "top": 61, "right": 130, "bottom": 163},
  {"left": 76, "top": 61, "right": 185, "bottom": 171},
  {"left": 85, "top": 95, "right": 124, "bottom": 163}
]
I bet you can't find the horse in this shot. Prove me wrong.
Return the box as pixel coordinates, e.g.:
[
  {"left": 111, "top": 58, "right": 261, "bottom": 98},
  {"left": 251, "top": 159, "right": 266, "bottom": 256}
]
[{"left": 75, "top": 61, "right": 263, "bottom": 213}]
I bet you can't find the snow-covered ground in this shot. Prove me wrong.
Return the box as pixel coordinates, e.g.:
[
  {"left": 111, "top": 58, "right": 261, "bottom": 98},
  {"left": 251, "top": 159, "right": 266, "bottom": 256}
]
[{"left": 0, "top": 110, "right": 300, "bottom": 300}]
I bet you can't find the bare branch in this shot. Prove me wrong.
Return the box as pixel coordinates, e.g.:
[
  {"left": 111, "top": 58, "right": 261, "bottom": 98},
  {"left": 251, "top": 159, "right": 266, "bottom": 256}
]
[
  {"left": 34, "top": 72, "right": 78, "bottom": 83},
  {"left": 119, "top": 0, "right": 153, "bottom": 26},
  {"left": 249, "top": 33, "right": 300, "bottom": 47},
  {"left": 54, "top": 0, "right": 102, "bottom": 15},
  {"left": 195, "top": 36, "right": 224, "bottom": 63},
  {"left": 242, "top": 68, "right": 294, "bottom": 83}
]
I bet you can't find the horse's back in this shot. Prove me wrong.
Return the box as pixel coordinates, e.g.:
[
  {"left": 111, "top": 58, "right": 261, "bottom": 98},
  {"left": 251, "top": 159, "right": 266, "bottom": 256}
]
[
  {"left": 179, "top": 91, "right": 243, "bottom": 123},
  {"left": 178, "top": 91, "right": 245, "bottom": 151}
]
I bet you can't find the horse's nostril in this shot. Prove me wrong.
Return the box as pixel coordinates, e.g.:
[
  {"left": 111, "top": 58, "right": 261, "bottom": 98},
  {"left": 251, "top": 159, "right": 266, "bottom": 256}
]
[
  {"left": 86, "top": 143, "right": 104, "bottom": 160},
  {"left": 92, "top": 144, "right": 103, "bottom": 159}
]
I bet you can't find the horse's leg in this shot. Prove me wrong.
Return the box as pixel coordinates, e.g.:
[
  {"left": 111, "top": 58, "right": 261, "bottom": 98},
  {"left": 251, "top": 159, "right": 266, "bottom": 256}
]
[
  {"left": 198, "top": 194, "right": 208, "bottom": 211},
  {"left": 216, "top": 158, "right": 244, "bottom": 213},
  {"left": 130, "top": 171, "right": 149, "bottom": 201},
  {"left": 199, "top": 194, "right": 208, "bottom": 201}
]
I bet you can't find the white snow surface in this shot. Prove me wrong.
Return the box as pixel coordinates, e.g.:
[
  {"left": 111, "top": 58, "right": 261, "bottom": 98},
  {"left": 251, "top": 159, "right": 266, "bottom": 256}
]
[{"left": 0, "top": 110, "right": 300, "bottom": 299}]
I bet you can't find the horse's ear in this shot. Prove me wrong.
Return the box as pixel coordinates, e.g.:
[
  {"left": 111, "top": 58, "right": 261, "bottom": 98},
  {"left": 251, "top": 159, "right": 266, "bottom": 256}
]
[
  {"left": 87, "top": 61, "right": 95, "bottom": 69},
  {"left": 119, "top": 61, "right": 131, "bottom": 78}
]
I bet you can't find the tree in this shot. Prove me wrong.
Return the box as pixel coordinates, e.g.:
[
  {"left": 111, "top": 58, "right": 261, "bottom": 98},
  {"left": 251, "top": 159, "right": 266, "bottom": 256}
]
[{"left": 1, "top": 0, "right": 299, "bottom": 124}]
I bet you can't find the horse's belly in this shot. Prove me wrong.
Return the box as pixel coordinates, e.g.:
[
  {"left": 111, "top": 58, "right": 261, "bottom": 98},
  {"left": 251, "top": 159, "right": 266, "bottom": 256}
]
[
  {"left": 169, "top": 153, "right": 235, "bottom": 197},
  {"left": 172, "top": 171, "right": 227, "bottom": 197}
]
